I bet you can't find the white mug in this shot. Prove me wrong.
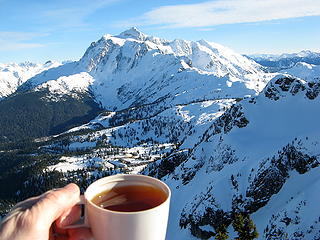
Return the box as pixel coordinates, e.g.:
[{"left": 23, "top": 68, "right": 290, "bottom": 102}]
[{"left": 69, "top": 174, "right": 171, "bottom": 240}]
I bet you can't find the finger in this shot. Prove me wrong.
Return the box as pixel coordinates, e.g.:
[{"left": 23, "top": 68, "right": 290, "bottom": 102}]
[
  {"left": 56, "top": 236, "right": 69, "bottom": 240},
  {"left": 49, "top": 225, "right": 68, "bottom": 240},
  {"left": 68, "top": 227, "right": 94, "bottom": 240},
  {"left": 49, "top": 225, "right": 55, "bottom": 240},
  {"left": 54, "top": 226, "right": 68, "bottom": 236},
  {"left": 34, "top": 183, "right": 80, "bottom": 227},
  {"left": 13, "top": 196, "right": 40, "bottom": 210},
  {"left": 1, "top": 197, "right": 40, "bottom": 224},
  {"left": 55, "top": 204, "right": 81, "bottom": 228},
  {"left": 53, "top": 221, "right": 67, "bottom": 235}
]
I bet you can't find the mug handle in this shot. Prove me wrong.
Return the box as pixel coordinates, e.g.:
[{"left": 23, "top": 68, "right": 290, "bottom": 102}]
[{"left": 62, "top": 195, "right": 90, "bottom": 229}]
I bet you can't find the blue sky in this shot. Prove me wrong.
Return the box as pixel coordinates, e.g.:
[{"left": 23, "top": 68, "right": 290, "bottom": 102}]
[{"left": 0, "top": 0, "right": 319, "bottom": 63}]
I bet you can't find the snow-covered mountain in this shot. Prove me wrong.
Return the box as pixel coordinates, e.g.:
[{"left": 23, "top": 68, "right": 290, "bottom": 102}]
[
  {"left": 249, "top": 50, "right": 320, "bottom": 72},
  {"left": 148, "top": 74, "right": 320, "bottom": 239},
  {"left": 1, "top": 28, "right": 320, "bottom": 240},
  {"left": 0, "top": 27, "right": 275, "bottom": 142},
  {"left": 280, "top": 62, "right": 320, "bottom": 82},
  {"left": 19, "top": 27, "right": 271, "bottom": 110},
  {"left": 0, "top": 61, "right": 60, "bottom": 99},
  {"left": 251, "top": 50, "right": 320, "bottom": 61}
]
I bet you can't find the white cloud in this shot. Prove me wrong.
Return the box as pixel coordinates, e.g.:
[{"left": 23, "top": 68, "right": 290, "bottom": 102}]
[
  {"left": 197, "top": 28, "right": 216, "bottom": 32},
  {"left": 119, "top": 0, "right": 320, "bottom": 28},
  {"left": 0, "top": 41, "right": 44, "bottom": 51},
  {"left": 0, "top": 32, "right": 48, "bottom": 41},
  {"left": 41, "top": 0, "right": 121, "bottom": 29},
  {"left": 0, "top": 32, "right": 47, "bottom": 51}
]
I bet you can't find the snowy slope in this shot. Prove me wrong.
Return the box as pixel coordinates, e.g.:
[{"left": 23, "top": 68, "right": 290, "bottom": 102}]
[
  {"left": 20, "top": 28, "right": 272, "bottom": 109},
  {"left": 142, "top": 74, "right": 320, "bottom": 239},
  {"left": 64, "top": 98, "right": 236, "bottom": 151},
  {"left": 34, "top": 72, "right": 95, "bottom": 101},
  {"left": 0, "top": 61, "right": 60, "bottom": 98},
  {"left": 280, "top": 62, "right": 320, "bottom": 82},
  {"left": 54, "top": 70, "right": 320, "bottom": 240}
]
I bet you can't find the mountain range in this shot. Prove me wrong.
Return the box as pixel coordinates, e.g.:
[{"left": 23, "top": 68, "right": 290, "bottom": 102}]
[
  {"left": 0, "top": 61, "right": 60, "bottom": 99},
  {"left": 0, "top": 28, "right": 320, "bottom": 240},
  {"left": 249, "top": 50, "right": 320, "bottom": 72}
]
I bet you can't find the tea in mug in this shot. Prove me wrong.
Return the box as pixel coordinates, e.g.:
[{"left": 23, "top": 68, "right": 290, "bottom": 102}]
[{"left": 91, "top": 184, "right": 167, "bottom": 212}]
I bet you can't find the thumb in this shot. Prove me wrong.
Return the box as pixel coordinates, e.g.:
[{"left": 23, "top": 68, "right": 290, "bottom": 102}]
[{"left": 34, "top": 183, "right": 80, "bottom": 227}]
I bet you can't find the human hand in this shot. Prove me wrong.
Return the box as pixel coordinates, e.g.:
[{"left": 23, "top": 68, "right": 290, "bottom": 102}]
[{"left": 0, "top": 183, "right": 93, "bottom": 240}]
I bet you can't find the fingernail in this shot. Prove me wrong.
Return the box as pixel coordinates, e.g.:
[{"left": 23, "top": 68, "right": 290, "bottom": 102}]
[
  {"left": 65, "top": 183, "right": 79, "bottom": 194},
  {"left": 58, "top": 214, "right": 68, "bottom": 226}
]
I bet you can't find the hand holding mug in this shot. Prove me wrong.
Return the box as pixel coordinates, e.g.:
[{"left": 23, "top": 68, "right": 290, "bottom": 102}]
[
  {"left": 0, "top": 183, "right": 92, "bottom": 240},
  {"left": 70, "top": 174, "right": 171, "bottom": 240},
  {"left": 0, "top": 174, "right": 171, "bottom": 240}
]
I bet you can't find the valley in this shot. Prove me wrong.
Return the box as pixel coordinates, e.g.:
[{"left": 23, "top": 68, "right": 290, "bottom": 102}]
[{"left": 0, "top": 28, "right": 320, "bottom": 239}]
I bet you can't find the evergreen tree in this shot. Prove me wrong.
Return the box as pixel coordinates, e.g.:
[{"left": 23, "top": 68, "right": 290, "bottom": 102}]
[
  {"left": 232, "top": 212, "right": 259, "bottom": 240},
  {"left": 215, "top": 224, "right": 229, "bottom": 240}
]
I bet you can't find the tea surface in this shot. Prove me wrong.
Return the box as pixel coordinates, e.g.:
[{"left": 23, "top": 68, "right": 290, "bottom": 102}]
[{"left": 91, "top": 184, "right": 167, "bottom": 212}]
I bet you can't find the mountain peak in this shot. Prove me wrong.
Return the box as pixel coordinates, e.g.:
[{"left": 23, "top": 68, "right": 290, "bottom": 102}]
[{"left": 117, "top": 27, "right": 147, "bottom": 41}]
